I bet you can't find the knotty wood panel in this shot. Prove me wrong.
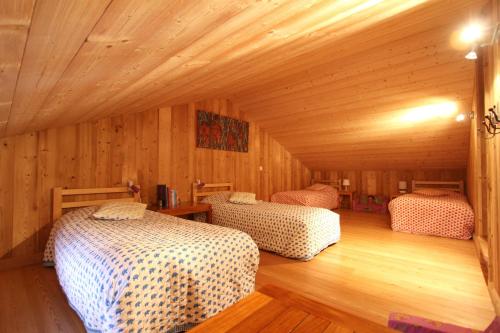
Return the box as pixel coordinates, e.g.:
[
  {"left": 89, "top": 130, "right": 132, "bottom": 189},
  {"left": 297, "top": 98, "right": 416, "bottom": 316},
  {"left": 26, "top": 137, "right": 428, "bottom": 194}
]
[
  {"left": 159, "top": 99, "right": 311, "bottom": 203},
  {"left": 467, "top": 0, "right": 500, "bottom": 315},
  {"left": 0, "top": 0, "right": 35, "bottom": 134},
  {"left": 0, "top": 1, "right": 485, "bottom": 170},
  {"left": 313, "top": 169, "right": 466, "bottom": 198},
  {"left": 0, "top": 98, "right": 310, "bottom": 268}
]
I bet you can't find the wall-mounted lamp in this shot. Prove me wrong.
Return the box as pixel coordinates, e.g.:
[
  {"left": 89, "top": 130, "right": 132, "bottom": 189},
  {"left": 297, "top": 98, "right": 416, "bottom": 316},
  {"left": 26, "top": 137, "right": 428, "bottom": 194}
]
[
  {"left": 455, "top": 111, "right": 474, "bottom": 122},
  {"left": 483, "top": 105, "right": 500, "bottom": 136},
  {"left": 465, "top": 46, "right": 478, "bottom": 60},
  {"left": 460, "top": 22, "right": 499, "bottom": 60}
]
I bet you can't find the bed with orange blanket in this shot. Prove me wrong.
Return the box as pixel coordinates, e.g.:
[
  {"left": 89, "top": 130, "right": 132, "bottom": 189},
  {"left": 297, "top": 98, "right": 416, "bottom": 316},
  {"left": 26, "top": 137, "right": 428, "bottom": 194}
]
[
  {"left": 270, "top": 183, "right": 339, "bottom": 209},
  {"left": 388, "top": 181, "right": 474, "bottom": 240}
]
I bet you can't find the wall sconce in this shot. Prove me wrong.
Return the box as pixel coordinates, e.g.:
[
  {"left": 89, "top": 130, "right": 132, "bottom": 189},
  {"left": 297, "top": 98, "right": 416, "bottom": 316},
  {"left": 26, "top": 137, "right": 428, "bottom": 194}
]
[
  {"left": 483, "top": 105, "right": 500, "bottom": 136},
  {"left": 465, "top": 45, "right": 478, "bottom": 60},
  {"left": 461, "top": 22, "right": 499, "bottom": 60},
  {"left": 455, "top": 111, "right": 474, "bottom": 122}
]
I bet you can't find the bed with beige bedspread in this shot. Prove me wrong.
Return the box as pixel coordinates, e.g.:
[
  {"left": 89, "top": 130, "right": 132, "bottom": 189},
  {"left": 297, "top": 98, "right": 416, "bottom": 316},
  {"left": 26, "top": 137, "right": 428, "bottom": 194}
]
[
  {"left": 200, "top": 192, "right": 341, "bottom": 260},
  {"left": 43, "top": 207, "right": 259, "bottom": 333}
]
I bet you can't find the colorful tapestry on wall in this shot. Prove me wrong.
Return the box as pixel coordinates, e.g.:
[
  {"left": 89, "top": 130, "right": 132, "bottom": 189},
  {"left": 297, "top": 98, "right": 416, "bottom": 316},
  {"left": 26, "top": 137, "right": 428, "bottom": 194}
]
[{"left": 196, "top": 110, "right": 249, "bottom": 152}]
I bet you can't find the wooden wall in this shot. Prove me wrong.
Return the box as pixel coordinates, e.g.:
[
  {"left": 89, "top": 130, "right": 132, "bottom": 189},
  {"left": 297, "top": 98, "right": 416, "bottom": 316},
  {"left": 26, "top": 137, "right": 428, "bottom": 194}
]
[
  {"left": 467, "top": 0, "right": 500, "bottom": 315},
  {"left": 312, "top": 169, "right": 466, "bottom": 197},
  {"left": 0, "top": 98, "right": 310, "bottom": 269}
]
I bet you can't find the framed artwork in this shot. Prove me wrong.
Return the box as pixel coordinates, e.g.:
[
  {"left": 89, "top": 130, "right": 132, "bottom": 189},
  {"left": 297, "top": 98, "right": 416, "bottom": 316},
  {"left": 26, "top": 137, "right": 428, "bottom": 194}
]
[{"left": 196, "top": 110, "right": 249, "bottom": 152}]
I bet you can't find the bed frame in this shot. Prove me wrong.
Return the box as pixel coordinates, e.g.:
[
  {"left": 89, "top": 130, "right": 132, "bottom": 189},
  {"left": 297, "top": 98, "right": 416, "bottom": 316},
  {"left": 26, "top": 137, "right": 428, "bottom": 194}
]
[
  {"left": 192, "top": 182, "right": 233, "bottom": 203},
  {"left": 52, "top": 186, "right": 140, "bottom": 223},
  {"left": 411, "top": 180, "right": 464, "bottom": 194},
  {"left": 311, "top": 179, "right": 341, "bottom": 188}
]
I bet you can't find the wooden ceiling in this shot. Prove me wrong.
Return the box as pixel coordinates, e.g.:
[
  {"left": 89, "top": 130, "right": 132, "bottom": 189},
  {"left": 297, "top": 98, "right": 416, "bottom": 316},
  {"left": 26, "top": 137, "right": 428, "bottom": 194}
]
[{"left": 0, "top": 0, "right": 485, "bottom": 170}]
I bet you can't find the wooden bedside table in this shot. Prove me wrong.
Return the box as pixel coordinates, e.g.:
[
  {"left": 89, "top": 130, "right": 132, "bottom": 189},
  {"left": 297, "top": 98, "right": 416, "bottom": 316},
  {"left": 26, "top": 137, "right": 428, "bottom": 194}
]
[
  {"left": 156, "top": 202, "right": 212, "bottom": 223},
  {"left": 338, "top": 190, "right": 355, "bottom": 210}
]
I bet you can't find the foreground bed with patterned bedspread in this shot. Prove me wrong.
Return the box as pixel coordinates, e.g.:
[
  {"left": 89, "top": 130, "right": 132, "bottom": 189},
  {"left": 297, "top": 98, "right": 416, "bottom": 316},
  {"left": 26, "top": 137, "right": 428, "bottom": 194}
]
[
  {"left": 43, "top": 207, "right": 259, "bottom": 333},
  {"left": 388, "top": 190, "right": 474, "bottom": 239},
  {"left": 201, "top": 192, "right": 341, "bottom": 260}
]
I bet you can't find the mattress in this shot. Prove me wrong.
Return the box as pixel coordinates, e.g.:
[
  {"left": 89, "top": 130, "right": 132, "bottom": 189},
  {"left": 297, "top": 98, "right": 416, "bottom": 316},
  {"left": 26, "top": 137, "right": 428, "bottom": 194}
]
[
  {"left": 201, "top": 192, "right": 341, "bottom": 260},
  {"left": 388, "top": 192, "right": 474, "bottom": 239},
  {"left": 43, "top": 207, "right": 259, "bottom": 333},
  {"left": 270, "top": 189, "right": 339, "bottom": 209}
]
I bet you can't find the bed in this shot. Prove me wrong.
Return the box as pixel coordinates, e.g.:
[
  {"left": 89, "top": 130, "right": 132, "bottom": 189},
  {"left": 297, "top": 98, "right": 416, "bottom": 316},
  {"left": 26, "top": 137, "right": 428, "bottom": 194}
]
[
  {"left": 193, "top": 183, "right": 340, "bottom": 260},
  {"left": 44, "top": 186, "right": 259, "bottom": 333},
  {"left": 388, "top": 180, "right": 474, "bottom": 239},
  {"left": 270, "top": 180, "right": 340, "bottom": 209}
]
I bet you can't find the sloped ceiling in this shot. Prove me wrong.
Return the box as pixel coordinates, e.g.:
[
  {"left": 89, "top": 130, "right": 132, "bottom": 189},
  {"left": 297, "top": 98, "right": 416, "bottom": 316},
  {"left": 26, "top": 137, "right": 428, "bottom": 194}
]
[{"left": 0, "top": 0, "right": 486, "bottom": 170}]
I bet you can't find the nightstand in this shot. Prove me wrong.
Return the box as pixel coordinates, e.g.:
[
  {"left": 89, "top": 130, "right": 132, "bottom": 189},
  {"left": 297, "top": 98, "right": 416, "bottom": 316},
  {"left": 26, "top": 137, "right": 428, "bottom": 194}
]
[
  {"left": 156, "top": 202, "right": 212, "bottom": 223},
  {"left": 338, "top": 190, "right": 355, "bottom": 210}
]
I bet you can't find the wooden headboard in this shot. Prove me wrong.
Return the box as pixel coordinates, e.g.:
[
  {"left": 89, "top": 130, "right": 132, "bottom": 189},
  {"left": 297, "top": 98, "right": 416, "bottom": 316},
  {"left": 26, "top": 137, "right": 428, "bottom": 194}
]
[
  {"left": 411, "top": 180, "right": 464, "bottom": 194},
  {"left": 311, "top": 179, "right": 341, "bottom": 188},
  {"left": 192, "top": 182, "right": 233, "bottom": 203},
  {"left": 52, "top": 186, "right": 140, "bottom": 223}
]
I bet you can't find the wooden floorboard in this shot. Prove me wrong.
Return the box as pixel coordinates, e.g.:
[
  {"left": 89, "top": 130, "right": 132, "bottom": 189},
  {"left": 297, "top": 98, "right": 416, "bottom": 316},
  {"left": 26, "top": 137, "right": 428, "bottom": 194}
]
[{"left": 0, "top": 210, "right": 494, "bottom": 332}]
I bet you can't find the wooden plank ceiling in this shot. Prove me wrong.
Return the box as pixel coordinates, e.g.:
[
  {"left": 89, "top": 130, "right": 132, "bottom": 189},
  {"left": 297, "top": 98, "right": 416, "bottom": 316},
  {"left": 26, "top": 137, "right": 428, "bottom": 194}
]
[{"left": 0, "top": 0, "right": 485, "bottom": 170}]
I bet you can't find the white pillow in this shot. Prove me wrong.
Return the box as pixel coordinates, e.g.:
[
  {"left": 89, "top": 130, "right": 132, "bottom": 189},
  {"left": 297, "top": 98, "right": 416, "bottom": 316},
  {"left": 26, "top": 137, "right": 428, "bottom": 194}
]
[
  {"left": 201, "top": 191, "right": 231, "bottom": 204},
  {"left": 229, "top": 192, "right": 257, "bottom": 205},
  {"left": 93, "top": 202, "right": 147, "bottom": 220}
]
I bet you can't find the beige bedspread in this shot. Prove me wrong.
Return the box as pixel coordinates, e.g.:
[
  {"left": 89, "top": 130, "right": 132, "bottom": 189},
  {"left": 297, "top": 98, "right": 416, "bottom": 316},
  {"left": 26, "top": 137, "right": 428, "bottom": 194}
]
[{"left": 201, "top": 192, "right": 340, "bottom": 260}]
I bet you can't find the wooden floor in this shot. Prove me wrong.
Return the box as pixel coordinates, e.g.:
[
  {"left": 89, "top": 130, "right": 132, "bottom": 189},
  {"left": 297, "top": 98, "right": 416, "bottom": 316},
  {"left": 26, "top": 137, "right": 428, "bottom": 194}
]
[
  {"left": 0, "top": 211, "right": 494, "bottom": 332},
  {"left": 257, "top": 211, "right": 495, "bottom": 330}
]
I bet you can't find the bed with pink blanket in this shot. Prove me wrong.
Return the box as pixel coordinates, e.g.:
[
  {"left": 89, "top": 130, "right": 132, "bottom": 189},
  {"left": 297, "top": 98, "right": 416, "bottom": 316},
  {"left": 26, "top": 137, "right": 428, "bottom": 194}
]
[
  {"left": 271, "top": 183, "right": 339, "bottom": 209},
  {"left": 388, "top": 183, "right": 474, "bottom": 240}
]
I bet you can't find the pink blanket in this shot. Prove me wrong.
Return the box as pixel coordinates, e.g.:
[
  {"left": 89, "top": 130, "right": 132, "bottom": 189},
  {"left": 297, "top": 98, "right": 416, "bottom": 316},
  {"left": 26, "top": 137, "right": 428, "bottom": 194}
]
[
  {"left": 388, "top": 192, "right": 474, "bottom": 239},
  {"left": 271, "top": 186, "right": 339, "bottom": 209}
]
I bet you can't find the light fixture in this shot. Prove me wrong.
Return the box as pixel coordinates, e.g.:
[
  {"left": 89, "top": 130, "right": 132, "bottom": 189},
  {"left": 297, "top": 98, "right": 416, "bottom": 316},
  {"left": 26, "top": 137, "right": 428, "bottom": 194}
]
[
  {"left": 460, "top": 22, "right": 483, "bottom": 43},
  {"left": 400, "top": 101, "right": 458, "bottom": 123},
  {"left": 398, "top": 181, "right": 407, "bottom": 194},
  {"left": 455, "top": 113, "right": 466, "bottom": 122},
  {"left": 342, "top": 179, "right": 350, "bottom": 191},
  {"left": 465, "top": 47, "right": 478, "bottom": 60},
  {"left": 460, "top": 22, "right": 499, "bottom": 60}
]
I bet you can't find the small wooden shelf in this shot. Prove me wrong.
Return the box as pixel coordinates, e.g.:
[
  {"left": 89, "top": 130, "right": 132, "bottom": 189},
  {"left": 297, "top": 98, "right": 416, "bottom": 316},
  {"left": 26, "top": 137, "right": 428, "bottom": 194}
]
[{"left": 156, "top": 202, "right": 212, "bottom": 223}]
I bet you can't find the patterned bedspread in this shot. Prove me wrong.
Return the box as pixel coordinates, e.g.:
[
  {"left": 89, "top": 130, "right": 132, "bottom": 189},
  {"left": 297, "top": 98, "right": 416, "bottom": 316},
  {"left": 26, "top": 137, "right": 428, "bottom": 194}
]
[
  {"left": 270, "top": 189, "right": 339, "bottom": 209},
  {"left": 201, "top": 192, "right": 340, "bottom": 260},
  {"left": 388, "top": 193, "right": 474, "bottom": 239},
  {"left": 43, "top": 207, "right": 259, "bottom": 333}
]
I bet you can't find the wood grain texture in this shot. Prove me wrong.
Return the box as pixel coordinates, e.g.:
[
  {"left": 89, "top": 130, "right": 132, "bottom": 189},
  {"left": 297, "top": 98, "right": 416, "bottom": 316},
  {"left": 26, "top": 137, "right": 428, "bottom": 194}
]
[
  {"left": 0, "top": 0, "right": 485, "bottom": 171},
  {"left": 0, "top": 0, "right": 35, "bottom": 135},
  {"left": 256, "top": 211, "right": 496, "bottom": 330},
  {"left": 312, "top": 169, "right": 466, "bottom": 198},
  {"left": 0, "top": 98, "right": 310, "bottom": 267},
  {"left": 194, "top": 285, "right": 397, "bottom": 333},
  {"left": 0, "top": 211, "right": 493, "bottom": 332},
  {"left": 466, "top": 0, "right": 500, "bottom": 314}
]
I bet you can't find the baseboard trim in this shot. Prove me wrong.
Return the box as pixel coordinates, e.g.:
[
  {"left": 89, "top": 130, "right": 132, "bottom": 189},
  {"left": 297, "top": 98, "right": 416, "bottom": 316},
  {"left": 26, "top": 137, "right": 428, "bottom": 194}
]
[{"left": 0, "top": 252, "right": 43, "bottom": 271}]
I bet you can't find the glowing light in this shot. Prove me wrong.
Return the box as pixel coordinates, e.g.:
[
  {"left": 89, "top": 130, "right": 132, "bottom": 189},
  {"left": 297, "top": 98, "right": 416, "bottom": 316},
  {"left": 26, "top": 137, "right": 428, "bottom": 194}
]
[
  {"left": 400, "top": 102, "right": 458, "bottom": 123},
  {"left": 465, "top": 49, "right": 477, "bottom": 60},
  {"left": 455, "top": 113, "right": 466, "bottom": 122},
  {"left": 460, "top": 23, "right": 483, "bottom": 43}
]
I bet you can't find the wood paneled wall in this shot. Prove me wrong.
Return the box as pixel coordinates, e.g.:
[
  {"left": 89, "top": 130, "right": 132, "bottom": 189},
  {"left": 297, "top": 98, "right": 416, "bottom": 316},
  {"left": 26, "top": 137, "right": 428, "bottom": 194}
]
[
  {"left": 467, "top": 0, "right": 500, "bottom": 315},
  {"left": 312, "top": 169, "right": 466, "bottom": 198},
  {"left": 0, "top": 98, "right": 310, "bottom": 269}
]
